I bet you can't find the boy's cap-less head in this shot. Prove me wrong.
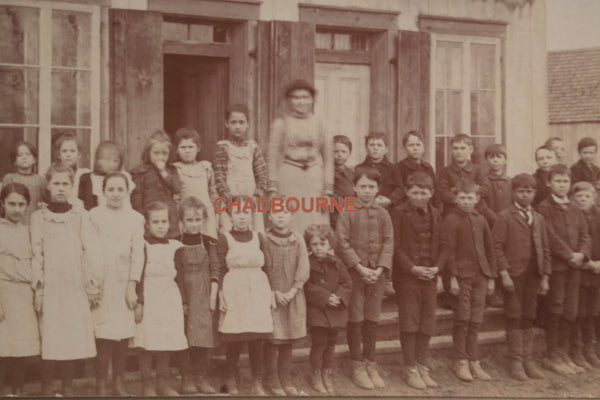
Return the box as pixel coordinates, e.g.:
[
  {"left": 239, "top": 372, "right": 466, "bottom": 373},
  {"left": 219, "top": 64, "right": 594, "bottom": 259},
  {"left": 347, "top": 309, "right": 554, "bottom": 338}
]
[{"left": 484, "top": 143, "right": 507, "bottom": 158}]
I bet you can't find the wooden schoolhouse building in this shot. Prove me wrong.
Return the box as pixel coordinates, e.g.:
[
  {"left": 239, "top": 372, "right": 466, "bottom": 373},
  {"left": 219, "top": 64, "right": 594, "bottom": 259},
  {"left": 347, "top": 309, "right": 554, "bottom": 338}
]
[{"left": 0, "top": 0, "right": 549, "bottom": 179}]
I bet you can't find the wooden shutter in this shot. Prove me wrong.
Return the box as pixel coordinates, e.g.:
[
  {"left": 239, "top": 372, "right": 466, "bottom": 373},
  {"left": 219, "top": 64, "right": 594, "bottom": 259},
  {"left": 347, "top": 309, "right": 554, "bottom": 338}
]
[
  {"left": 256, "top": 20, "right": 315, "bottom": 149},
  {"left": 369, "top": 29, "right": 395, "bottom": 137},
  {"left": 110, "top": 9, "right": 164, "bottom": 169},
  {"left": 396, "top": 30, "right": 431, "bottom": 160}
]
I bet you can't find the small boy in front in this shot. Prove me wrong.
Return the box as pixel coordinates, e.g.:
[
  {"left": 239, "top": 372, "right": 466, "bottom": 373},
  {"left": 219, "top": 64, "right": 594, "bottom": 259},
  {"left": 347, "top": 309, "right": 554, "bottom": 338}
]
[
  {"left": 569, "top": 182, "right": 600, "bottom": 368},
  {"left": 532, "top": 146, "right": 558, "bottom": 206},
  {"left": 356, "top": 132, "right": 404, "bottom": 210},
  {"left": 535, "top": 164, "right": 591, "bottom": 375},
  {"left": 391, "top": 172, "right": 442, "bottom": 390},
  {"left": 570, "top": 137, "right": 600, "bottom": 192},
  {"left": 439, "top": 180, "right": 497, "bottom": 382},
  {"left": 492, "top": 174, "right": 550, "bottom": 380},
  {"left": 336, "top": 166, "right": 393, "bottom": 390},
  {"left": 332, "top": 135, "right": 355, "bottom": 229}
]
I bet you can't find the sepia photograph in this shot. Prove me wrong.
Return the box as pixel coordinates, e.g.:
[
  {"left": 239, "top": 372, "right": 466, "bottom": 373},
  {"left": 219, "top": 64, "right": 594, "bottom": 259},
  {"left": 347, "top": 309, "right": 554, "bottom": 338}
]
[{"left": 0, "top": 0, "right": 599, "bottom": 397}]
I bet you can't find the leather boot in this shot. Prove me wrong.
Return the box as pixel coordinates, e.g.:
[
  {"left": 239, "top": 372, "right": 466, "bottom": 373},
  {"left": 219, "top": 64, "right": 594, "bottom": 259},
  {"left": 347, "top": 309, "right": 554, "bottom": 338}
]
[
  {"left": 404, "top": 366, "right": 426, "bottom": 389},
  {"left": 180, "top": 373, "right": 197, "bottom": 394},
  {"left": 454, "top": 359, "right": 473, "bottom": 382},
  {"left": 322, "top": 368, "right": 335, "bottom": 394},
  {"left": 142, "top": 378, "right": 156, "bottom": 397},
  {"left": 195, "top": 372, "right": 216, "bottom": 394},
  {"left": 509, "top": 360, "right": 528, "bottom": 381},
  {"left": 224, "top": 373, "right": 238, "bottom": 395},
  {"left": 310, "top": 368, "right": 327, "bottom": 394},
  {"left": 417, "top": 363, "right": 438, "bottom": 388},
  {"left": 560, "top": 353, "right": 585, "bottom": 374},
  {"left": 469, "top": 360, "right": 491, "bottom": 380},
  {"left": 365, "top": 360, "right": 385, "bottom": 388},
  {"left": 251, "top": 372, "right": 266, "bottom": 396},
  {"left": 584, "top": 342, "right": 600, "bottom": 367},
  {"left": 351, "top": 360, "right": 374, "bottom": 389},
  {"left": 157, "top": 376, "right": 179, "bottom": 396},
  {"left": 570, "top": 349, "right": 592, "bottom": 370},
  {"left": 113, "top": 374, "right": 129, "bottom": 397},
  {"left": 279, "top": 372, "right": 298, "bottom": 396},
  {"left": 96, "top": 377, "right": 108, "bottom": 396},
  {"left": 265, "top": 372, "right": 285, "bottom": 396}
]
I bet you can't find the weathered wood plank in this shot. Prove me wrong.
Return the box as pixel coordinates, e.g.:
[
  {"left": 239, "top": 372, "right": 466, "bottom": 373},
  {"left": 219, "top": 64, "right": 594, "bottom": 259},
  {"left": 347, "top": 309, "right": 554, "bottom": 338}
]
[
  {"left": 148, "top": 0, "right": 261, "bottom": 21},
  {"left": 110, "top": 9, "right": 164, "bottom": 169},
  {"left": 298, "top": 2, "right": 399, "bottom": 30},
  {"left": 315, "top": 49, "right": 370, "bottom": 65},
  {"left": 369, "top": 30, "right": 394, "bottom": 143},
  {"left": 162, "top": 41, "right": 231, "bottom": 57}
]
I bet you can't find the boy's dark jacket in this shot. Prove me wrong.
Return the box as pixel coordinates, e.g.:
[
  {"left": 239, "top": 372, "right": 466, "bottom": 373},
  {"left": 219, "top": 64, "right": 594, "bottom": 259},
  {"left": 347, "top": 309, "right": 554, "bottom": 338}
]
[
  {"left": 391, "top": 201, "right": 442, "bottom": 282},
  {"left": 570, "top": 159, "right": 600, "bottom": 186},
  {"left": 356, "top": 156, "right": 405, "bottom": 206},
  {"left": 492, "top": 204, "right": 551, "bottom": 277},
  {"left": 305, "top": 253, "right": 352, "bottom": 329},
  {"left": 334, "top": 164, "right": 355, "bottom": 199},
  {"left": 535, "top": 197, "right": 591, "bottom": 271},
  {"left": 439, "top": 208, "right": 497, "bottom": 279},
  {"left": 532, "top": 169, "right": 551, "bottom": 206}
]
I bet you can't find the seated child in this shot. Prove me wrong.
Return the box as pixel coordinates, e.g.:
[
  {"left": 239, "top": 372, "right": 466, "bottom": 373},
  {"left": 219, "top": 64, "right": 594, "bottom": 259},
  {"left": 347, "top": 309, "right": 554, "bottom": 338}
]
[
  {"left": 569, "top": 182, "right": 600, "bottom": 368},
  {"left": 336, "top": 167, "right": 393, "bottom": 390},
  {"left": 391, "top": 172, "right": 441, "bottom": 390},
  {"left": 356, "top": 133, "right": 404, "bottom": 210},
  {"left": 492, "top": 174, "right": 550, "bottom": 380},
  {"left": 304, "top": 224, "right": 352, "bottom": 395},
  {"left": 570, "top": 137, "right": 600, "bottom": 193},
  {"left": 535, "top": 164, "right": 591, "bottom": 375},
  {"left": 215, "top": 104, "right": 267, "bottom": 232},
  {"left": 332, "top": 135, "right": 355, "bottom": 229},
  {"left": 532, "top": 146, "right": 558, "bottom": 206},
  {"left": 439, "top": 180, "right": 497, "bottom": 382}
]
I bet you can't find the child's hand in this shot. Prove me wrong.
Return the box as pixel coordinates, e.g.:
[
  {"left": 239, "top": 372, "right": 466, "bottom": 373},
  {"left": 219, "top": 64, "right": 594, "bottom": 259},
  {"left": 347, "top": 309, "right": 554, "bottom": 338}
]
[
  {"left": 126, "top": 281, "right": 138, "bottom": 309},
  {"left": 356, "top": 264, "right": 374, "bottom": 284},
  {"left": 411, "top": 266, "right": 427, "bottom": 278},
  {"left": 210, "top": 289, "right": 218, "bottom": 312},
  {"left": 450, "top": 276, "right": 460, "bottom": 296},
  {"left": 88, "top": 292, "right": 101, "bottom": 310},
  {"left": 375, "top": 196, "right": 392, "bottom": 208},
  {"left": 592, "top": 261, "right": 600, "bottom": 274},
  {"left": 173, "top": 194, "right": 181, "bottom": 203},
  {"left": 182, "top": 303, "right": 189, "bottom": 315},
  {"left": 500, "top": 272, "right": 515, "bottom": 292},
  {"left": 219, "top": 290, "right": 227, "bottom": 312},
  {"left": 570, "top": 252, "right": 585, "bottom": 267},
  {"left": 275, "top": 290, "right": 288, "bottom": 306},
  {"left": 425, "top": 267, "right": 440, "bottom": 280},
  {"left": 155, "top": 160, "right": 167, "bottom": 172},
  {"left": 271, "top": 292, "right": 277, "bottom": 309},
  {"left": 283, "top": 288, "right": 298, "bottom": 303},
  {"left": 34, "top": 291, "right": 43, "bottom": 314},
  {"left": 487, "top": 278, "right": 495, "bottom": 297},
  {"left": 538, "top": 275, "right": 550, "bottom": 295},
  {"left": 327, "top": 294, "right": 340, "bottom": 307},
  {"left": 135, "top": 303, "right": 143, "bottom": 323},
  {"left": 436, "top": 276, "right": 444, "bottom": 294}
]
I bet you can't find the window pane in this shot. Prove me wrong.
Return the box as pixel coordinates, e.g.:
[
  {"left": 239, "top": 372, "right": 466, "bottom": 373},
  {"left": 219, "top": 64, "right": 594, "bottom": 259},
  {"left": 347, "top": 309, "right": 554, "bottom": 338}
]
[
  {"left": 0, "top": 127, "right": 38, "bottom": 178},
  {"left": 163, "top": 21, "right": 187, "bottom": 41},
  {"left": 448, "top": 90, "right": 462, "bottom": 135},
  {"left": 334, "top": 33, "right": 351, "bottom": 50},
  {"left": 0, "top": 6, "right": 39, "bottom": 65},
  {"left": 0, "top": 67, "right": 39, "bottom": 124},
  {"left": 51, "top": 128, "right": 91, "bottom": 168},
  {"left": 471, "top": 136, "right": 496, "bottom": 165},
  {"left": 435, "top": 90, "right": 445, "bottom": 136},
  {"left": 436, "top": 41, "right": 462, "bottom": 88},
  {"left": 52, "top": 10, "right": 91, "bottom": 68},
  {"left": 315, "top": 32, "right": 332, "bottom": 49},
  {"left": 51, "top": 69, "right": 91, "bottom": 126},
  {"left": 470, "top": 91, "right": 495, "bottom": 136},
  {"left": 471, "top": 43, "right": 495, "bottom": 90},
  {"left": 189, "top": 23, "right": 214, "bottom": 42},
  {"left": 435, "top": 136, "right": 452, "bottom": 172}
]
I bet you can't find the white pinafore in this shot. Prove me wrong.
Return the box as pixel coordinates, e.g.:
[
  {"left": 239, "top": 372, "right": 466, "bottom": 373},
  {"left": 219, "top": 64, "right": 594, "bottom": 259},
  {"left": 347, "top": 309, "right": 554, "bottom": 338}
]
[{"left": 218, "top": 231, "right": 272, "bottom": 335}]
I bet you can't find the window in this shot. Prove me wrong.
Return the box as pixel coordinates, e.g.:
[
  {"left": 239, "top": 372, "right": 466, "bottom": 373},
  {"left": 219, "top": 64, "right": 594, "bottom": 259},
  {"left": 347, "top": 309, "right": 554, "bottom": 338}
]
[
  {"left": 430, "top": 33, "right": 501, "bottom": 171},
  {"left": 0, "top": 1, "right": 100, "bottom": 177},
  {"left": 315, "top": 31, "right": 369, "bottom": 51},
  {"left": 163, "top": 18, "right": 231, "bottom": 44}
]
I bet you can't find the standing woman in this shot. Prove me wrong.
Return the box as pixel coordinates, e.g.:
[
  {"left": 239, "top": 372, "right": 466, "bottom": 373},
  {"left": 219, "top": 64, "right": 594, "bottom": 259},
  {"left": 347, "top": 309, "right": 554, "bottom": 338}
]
[{"left": 267, "top": 80, "right": 333, "bottom": 233}]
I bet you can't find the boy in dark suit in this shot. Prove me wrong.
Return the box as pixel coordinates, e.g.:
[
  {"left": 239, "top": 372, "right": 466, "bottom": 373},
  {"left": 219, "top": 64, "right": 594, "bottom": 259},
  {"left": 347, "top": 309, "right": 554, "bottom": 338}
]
[
  {"left": 570, "top": 137, "right": 600, "bottom": 192},
  {"left": 536, "top": 164, "right": 591, "bottom": 375},
  {"left": 439, "top": 180, "right": 497, "bottom": 382},
  {"left": 392, "top": 172, "right": 442, "bottom": 390},
  {"left": 332, "top": 135, "right": 355, "bottom": 229},
  {"left": 492, "top": 174, "right": 550, "bottom": 380}
]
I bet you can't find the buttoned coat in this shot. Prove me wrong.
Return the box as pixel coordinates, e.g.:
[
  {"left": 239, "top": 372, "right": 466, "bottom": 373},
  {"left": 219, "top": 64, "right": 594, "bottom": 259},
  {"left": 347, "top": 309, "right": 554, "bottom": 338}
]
[
  {"left": 305, "top": 254, "right": 352, "bottom": 328},
  {"left": 391, "top": 201, "right": 442, "bottom": 282},
  {"left": 535, "top": 197, "right": 591, "bottom": 272},
  {"left": 492, "top": 205, "right": 551, "bottom": 277},
  {"left": 436, "top": 161, "right": 480, "bottom": 215},
  {"left": 439, "top": 209, "right": 497, "bottom": 279},
  {"left": 335, "top": 202, "right": 394, "bottom": 272},
  {"left": 570, "top": 159, "right": 600, "bottom": 188},
  {"left": 356, "top": 156, "right": 405, "bottom": 207}
]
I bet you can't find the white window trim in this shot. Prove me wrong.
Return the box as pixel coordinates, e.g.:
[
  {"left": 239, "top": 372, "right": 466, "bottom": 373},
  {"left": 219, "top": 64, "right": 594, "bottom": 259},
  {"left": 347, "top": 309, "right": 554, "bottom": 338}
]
[
  {"left": 428, "top": 32, "right": 502, "bottom": 165},
  {"left": 0, "top": 0, "right": 100, "bottom": 174}
]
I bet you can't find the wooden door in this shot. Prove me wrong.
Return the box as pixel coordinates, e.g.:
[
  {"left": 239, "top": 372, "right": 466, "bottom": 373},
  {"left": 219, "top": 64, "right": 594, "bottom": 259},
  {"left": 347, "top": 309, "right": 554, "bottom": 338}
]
[
  {"left": 164, "top": 55, "right": 229, "bottom": 162},
  {"left": 315, "top": 63, "right": 370, "bottom": 167}
]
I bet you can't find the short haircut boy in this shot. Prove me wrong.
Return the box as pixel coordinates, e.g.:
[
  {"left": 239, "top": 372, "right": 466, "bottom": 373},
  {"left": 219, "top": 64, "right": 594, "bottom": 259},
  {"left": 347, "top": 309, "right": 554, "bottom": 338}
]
[
  {"left": 353, "top": 166, "right": 381, "bottom": 186},
  {"left": 548, "top": 163, "right": 570, "bottom": 181},
  {"left": 570, "top": 137, "right": 600, "bottom": 188},
  {"left": 406, "top": 171, "right": 434, "bottom": 191},
  {"left": 225, "top": 103, "right": 250, "bottom": 120},
  {"left": 577, "top": 137, "right": 597, "bottom": 153},
  {"left": 571, "top": 181, "right": 596, "bottom": 195},
  {"left": 484, "top": 143, "right": 506, "bottom": 159},
  {"left": 364, "top": 132, "right": 389, "bottom": 147},
  {"left": 334, "top": 135, "right": 353, "bottom": 152},
  {"left": 402, "top": 131, "right": 425, "bottom": 147},
  {"left": 511, "top": 173, "right": 537, "bottom": 191},
  {"left": 535, "top": 145, "right": 556, "bottom": 160},
  {"left": 454, "top": 180, "right": 479, "bottom": 195},
  {"left": 450, "top": 134, "right": 473, "bottom": 146}
]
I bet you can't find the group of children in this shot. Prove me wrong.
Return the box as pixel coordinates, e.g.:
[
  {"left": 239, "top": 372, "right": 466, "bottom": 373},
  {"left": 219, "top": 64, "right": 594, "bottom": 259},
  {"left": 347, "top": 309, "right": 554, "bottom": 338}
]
[{"left": 0, "top": 96, "right": 599, "bottom": 397}]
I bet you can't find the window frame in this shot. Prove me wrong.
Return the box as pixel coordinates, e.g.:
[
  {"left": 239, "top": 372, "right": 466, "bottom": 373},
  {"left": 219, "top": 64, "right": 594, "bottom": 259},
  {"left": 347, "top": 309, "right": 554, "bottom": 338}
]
[
  {"left": 428, "top": 32, "right": 502, "bottom": 167},
  {"left": 0, "top": 0, "right": 101, "bottom": 174}
]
